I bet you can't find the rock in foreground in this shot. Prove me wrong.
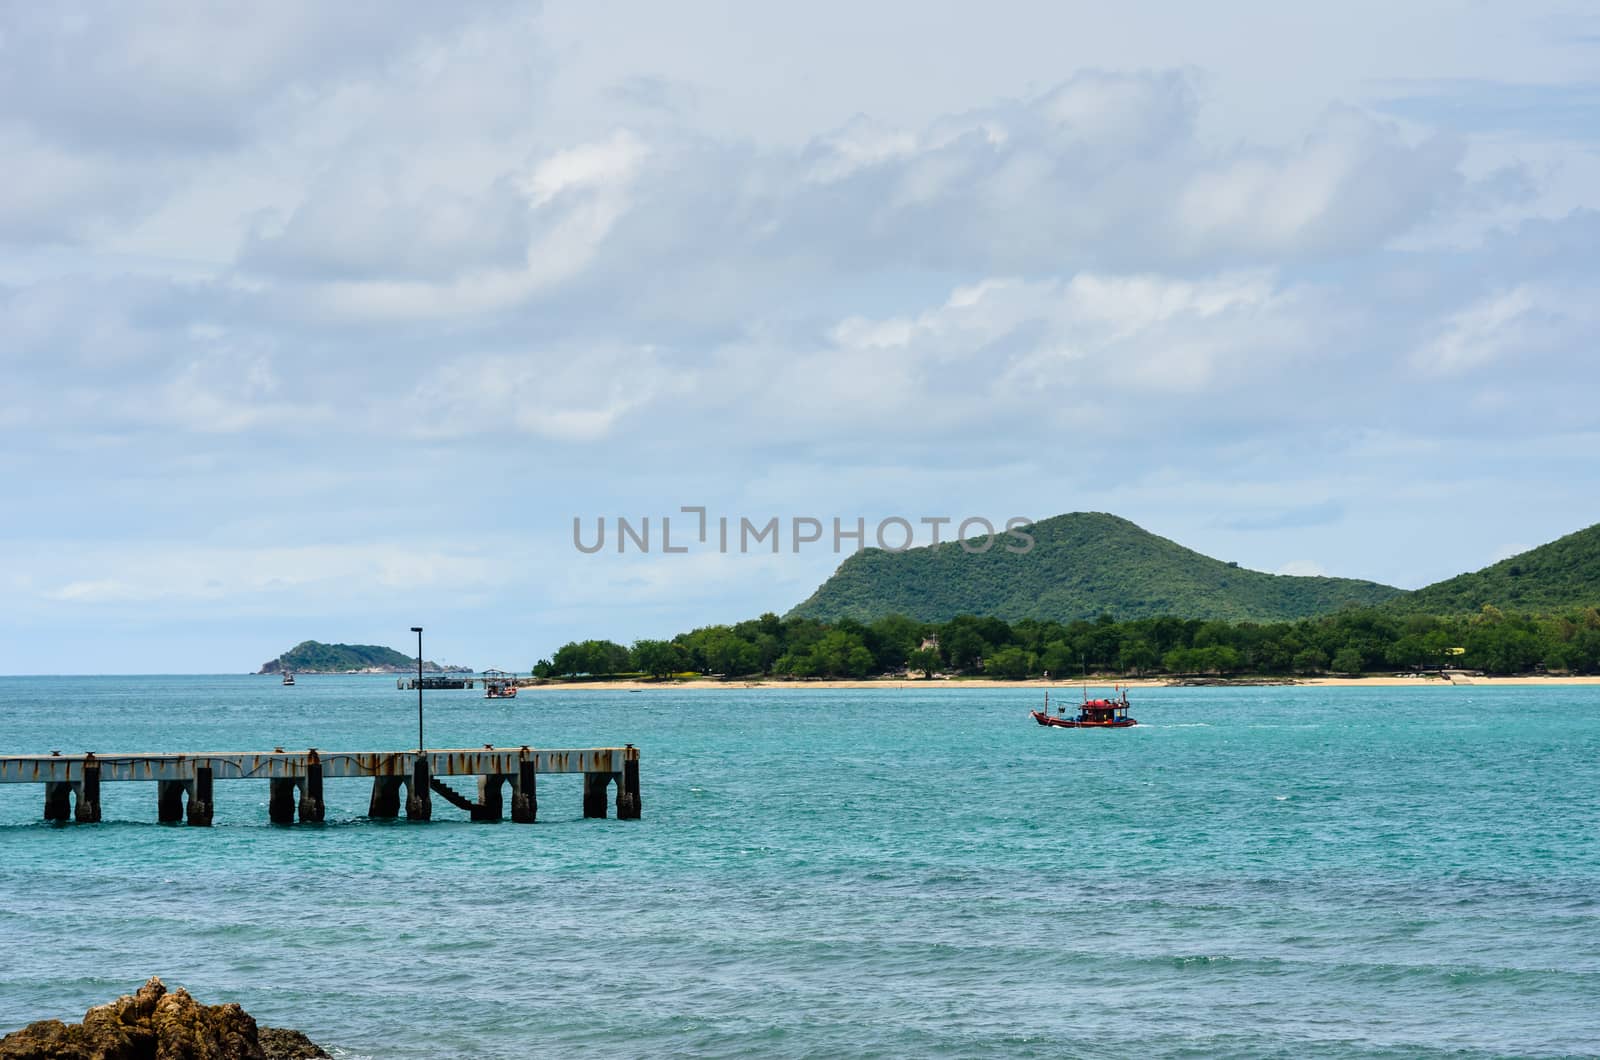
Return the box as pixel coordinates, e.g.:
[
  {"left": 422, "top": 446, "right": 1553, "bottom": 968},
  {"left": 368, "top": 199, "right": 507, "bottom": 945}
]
[{"left": 0, "top": 977, "right": 329, "bottom": 1060}]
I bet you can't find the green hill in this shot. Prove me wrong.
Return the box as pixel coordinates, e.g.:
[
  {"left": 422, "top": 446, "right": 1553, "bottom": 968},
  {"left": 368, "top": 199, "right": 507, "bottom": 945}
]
[
  {"left": 1392, "top": 522, "right": 1600, "bottom": 615},
  {"left": 787, "top": 512, "right": 1403, "bottom": 624},
  {"left": 260, "top": 641, "right": 463, "bottom": 674}
]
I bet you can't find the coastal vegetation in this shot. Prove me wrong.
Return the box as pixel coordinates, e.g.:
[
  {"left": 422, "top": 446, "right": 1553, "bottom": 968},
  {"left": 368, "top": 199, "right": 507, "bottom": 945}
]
[
  {"left": 259, "top": 641, "right": 463, "bottom": 674},
  {"left": 535, "top": 605, "right": 1600, "bottom": 680},
  {"left": 788, "top": 512, "right": 1404, "bottom": 624}
]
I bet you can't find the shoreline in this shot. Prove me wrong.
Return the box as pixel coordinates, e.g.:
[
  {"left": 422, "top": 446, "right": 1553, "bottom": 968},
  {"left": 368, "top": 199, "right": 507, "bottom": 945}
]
[{"left": 520, "top": 674, "right": 1600, "bottom": 691}]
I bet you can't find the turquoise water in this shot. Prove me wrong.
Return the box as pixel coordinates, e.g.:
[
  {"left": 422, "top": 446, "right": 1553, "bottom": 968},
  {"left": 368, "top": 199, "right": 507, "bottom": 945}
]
[{"left": 2, "top": 677, "right": 1597, "bottom": 1058}]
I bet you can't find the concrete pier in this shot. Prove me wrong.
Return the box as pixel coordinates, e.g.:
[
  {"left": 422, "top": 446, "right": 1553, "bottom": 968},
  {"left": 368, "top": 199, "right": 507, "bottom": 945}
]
[{"left": 2, "top": 745, "right": 641, "bottom": 826}]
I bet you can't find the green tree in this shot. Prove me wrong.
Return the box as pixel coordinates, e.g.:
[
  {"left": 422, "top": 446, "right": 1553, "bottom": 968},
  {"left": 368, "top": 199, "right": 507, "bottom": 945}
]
[
  {"left": 1331, "top": 647, "right": 1364, "bottom": 674},
  {"left": 1292, "top": 647, "right": 1329, "bottom": 673},
  {"left": 940, "top": 618, "right": 988, "bottom": 671},
  {"left": 1039, "top": 640, "right": 1080, "bottom": 678},
  {"left": 631, "top": 640, "right": 685, "bottom": 679},
  {"left": 867, "top": 613, "right": 923, "bottom": 670},
  {"left": 985, "top": 646, "right": 1032, "bottom": 680},
  {"left": 550, "top": 639, "right": 632, "bottom": 676},
  {"left": 906, "top": 647, "right": 942, "bottom": 677},
  {"left": 1118, "top": 638, "right": 1159, "bottom": 674}
]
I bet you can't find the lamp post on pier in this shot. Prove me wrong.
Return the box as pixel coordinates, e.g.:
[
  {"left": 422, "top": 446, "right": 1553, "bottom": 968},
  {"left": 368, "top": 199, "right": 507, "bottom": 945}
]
[{"left": 411, "top": 626, "right": 424, "bottom": 753}]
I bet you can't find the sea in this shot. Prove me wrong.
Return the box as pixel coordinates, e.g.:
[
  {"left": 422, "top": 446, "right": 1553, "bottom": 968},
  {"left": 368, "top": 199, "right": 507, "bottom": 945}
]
[{"left": 1, "top": 676, "right": 1597, "bottom": 1058}]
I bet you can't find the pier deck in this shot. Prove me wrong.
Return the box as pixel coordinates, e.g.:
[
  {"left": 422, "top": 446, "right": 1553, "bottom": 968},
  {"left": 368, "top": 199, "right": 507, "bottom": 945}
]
[{"left": 0, "top": 745, "right": 641, "bottom": 826}]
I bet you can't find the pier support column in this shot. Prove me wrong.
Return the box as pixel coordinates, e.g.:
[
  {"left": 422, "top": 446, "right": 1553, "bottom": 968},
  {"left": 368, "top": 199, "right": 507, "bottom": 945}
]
[
  {"left": 157, "top": 780, "right": 190, "bottom": 824},
  {"left": 187, "top": 767, "right": 214, "bottom": 827},
  {"left": 474, "top": 774, "right": 505, "bottom": 822},
  {"left": 406, "top": 758, "right": 432, "bottom": 821},
  {"left": 582, "top": 772, "right": 609, "bottom": 819},
  {"left": 268, "top": 778, "right": 299, "bottom": 825},
  {"left": 43, "top": 781, "right": 74, "bottom": 823},
  {"left": 511, "top": 760, "right": 537, "bottom": 823},
  {"left": 299, "top": 756, "right": 325, "bottom": 823},
  {"left": 76, "top": 764, "right": 102, "bottom": 823},
  {"left": 618, "top": 758, "right": 641, "bottom": 820},
  {"left": 369, "top": 775, "right": 402, "bottom": 818}
]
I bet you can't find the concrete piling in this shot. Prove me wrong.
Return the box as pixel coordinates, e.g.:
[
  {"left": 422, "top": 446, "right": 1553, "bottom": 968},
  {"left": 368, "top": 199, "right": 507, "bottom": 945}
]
[
  {"left": 474, "top": 774, "right": 506, "bottom": 822},
  {"left": 78, "top": 763, "right": 101, "bottom": 824},
  {"left": 583, "top": 772, "right": 609, "bottom": 819},
  {"left": 511, "top": 759, "right": 537, "bottom": 823},
  {"left": 618, "top": 757, "right": 641, "bottom": 820},
  {"left": 368, "top": 775, "right": 402, "bottom": 818},
  {"left": 188, "top": 767, "right": 214, "bottom": 827},
  {"left": 43, "top": 781, "right": 74, "bottom": 823},
  {"left": 268, "top": 778, "right": 298, "bottom": 825},
  {"left": 299, "top": 754, "right": 325, "bottom": 824},
  {"left": 406, "top": 757, "right": 432, "bottom": 821},
  {"left": 156, "top": 780, "right": 189, "bottom": 824}
]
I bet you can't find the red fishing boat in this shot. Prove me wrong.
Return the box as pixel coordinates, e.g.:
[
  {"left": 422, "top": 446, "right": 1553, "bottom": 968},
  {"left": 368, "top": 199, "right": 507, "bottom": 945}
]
[{"left": 1032, "top": 687, "right": 1137, "bottom": 728}]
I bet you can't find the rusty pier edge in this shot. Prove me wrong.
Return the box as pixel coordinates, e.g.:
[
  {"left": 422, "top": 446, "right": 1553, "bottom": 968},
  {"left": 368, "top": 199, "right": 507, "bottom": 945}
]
[{"left": 1, "top": 745, "right": 641, "bottom": 827}]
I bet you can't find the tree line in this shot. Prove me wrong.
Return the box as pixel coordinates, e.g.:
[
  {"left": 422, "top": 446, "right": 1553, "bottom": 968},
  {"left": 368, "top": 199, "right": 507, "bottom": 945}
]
[{"left": 533, "top": 605, "right": 1600, "bottom": 680}]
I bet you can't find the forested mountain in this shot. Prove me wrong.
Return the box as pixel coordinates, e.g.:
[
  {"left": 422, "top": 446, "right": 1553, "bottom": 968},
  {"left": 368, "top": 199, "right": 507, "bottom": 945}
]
[
  {"left": 1393, "top": 522, "right": 1600, "bottom": 614},
  {"left": 787, "top": 512, "right": 1403, "bottom": 624}
]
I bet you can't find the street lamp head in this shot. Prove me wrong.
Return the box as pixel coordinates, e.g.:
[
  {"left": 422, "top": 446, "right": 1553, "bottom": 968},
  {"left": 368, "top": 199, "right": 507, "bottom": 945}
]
[{"left": 411, "top": 626, "right": 423, "bottom": 633}]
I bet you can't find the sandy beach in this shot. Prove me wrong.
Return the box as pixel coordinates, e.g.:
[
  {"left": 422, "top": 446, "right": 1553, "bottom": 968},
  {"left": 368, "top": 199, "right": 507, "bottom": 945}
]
[{"left": 521, "top": 674, "right": 1600, "bottom": 691}]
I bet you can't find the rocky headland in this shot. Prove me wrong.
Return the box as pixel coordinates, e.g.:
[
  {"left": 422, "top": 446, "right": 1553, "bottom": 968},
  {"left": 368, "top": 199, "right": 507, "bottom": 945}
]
[{"left": 0, "top": 977, "right": 328, "bottom": 1060}]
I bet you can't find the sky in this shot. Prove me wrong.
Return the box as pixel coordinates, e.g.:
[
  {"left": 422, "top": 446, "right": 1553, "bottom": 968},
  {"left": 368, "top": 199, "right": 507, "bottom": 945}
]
[{"left": 3, "top": 2, "right": 1598, "bottom": 674}]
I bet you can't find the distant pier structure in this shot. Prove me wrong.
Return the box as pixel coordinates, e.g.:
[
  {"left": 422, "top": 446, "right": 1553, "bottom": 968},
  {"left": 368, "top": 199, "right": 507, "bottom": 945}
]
[
  {"left": 1, "top": 745, "right": 641, "bottom": 826},
  {"left": 400, "top": 676, "right": 476, "bottom": 690}
]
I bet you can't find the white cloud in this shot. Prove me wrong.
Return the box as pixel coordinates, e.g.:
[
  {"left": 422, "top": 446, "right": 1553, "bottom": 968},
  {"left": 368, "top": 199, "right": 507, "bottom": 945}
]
[
  {"left": 1037, "top": 69, "right": 1196, "bottom": 156},
  {"left": 39, "top": 543, "right": 497, "bottom": 605},
  {"left": 283, "top": 132, "right": 650, "bottom": 320},
  {"left": 1410, "top": 279, "right": 1599, "bottom": 379},
  {"left": 0, "top": 4, "right": 497, "bottom": 152},
  {"left": 1412, "top": 285, "right": 1538, "bottom": 375},
  {"left": 1175, "top": 107, "right": 1463, "bottom": 257},
  {"left": 814, "top": 269, "right": 1305, "bottom": 408},
  {"left": 804, "top": 115, "right": 920, "bottom": 183},
  {"left": 408, "top": 343, "right": 677, "bottom": 442}
]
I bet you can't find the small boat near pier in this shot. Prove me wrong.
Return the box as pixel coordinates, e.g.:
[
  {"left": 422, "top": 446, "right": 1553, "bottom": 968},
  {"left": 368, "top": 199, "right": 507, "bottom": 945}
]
[{"left": 483, "top": 669, "right": 518, "bottom": 699}]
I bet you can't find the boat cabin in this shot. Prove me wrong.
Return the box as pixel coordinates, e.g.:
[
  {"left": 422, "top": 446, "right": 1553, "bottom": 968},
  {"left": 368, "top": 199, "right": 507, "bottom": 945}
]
[{"left": 1071, "top": 698, "right": 1131, "bottom": 724}]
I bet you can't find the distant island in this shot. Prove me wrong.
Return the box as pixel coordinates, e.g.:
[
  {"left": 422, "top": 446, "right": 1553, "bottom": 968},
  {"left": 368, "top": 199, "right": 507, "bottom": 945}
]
[{"left": 258, "top": 640, "right": 471, "bottom": 675}]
